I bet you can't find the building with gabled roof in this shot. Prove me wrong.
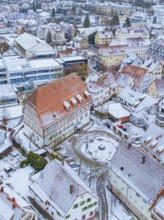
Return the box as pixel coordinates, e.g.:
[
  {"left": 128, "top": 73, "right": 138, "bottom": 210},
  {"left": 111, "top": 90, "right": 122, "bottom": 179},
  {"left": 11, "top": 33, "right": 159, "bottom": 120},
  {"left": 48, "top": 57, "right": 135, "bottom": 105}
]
[
  {"left": 29, "top": 160, "right": 99, "bottom": 220},
  {"left": 98, "top": 45, "right": 128, "bottom": 67},
  {"left": 87, "top": 72, "right": 117, "bottom": 107},
  {"left": 109, "top": 140, "right": 164, "bottom": 220},
  {"left": 23, "top": 73, "right": 92, "bottom": 147},
  {"left": 95, "top": 30, "right": 114, "bottom": 46},
  {"left": 15, "top": 33, "right": 53, "bottom": 58},
  {"left": 0, "top": 187, "right": 38, "bottom": 220},
  {"left": 141, "top": 123, "right": 164, "bottom": 164},
  {"left": 122, "top": 65, "right": 151, "bottom": 92}
]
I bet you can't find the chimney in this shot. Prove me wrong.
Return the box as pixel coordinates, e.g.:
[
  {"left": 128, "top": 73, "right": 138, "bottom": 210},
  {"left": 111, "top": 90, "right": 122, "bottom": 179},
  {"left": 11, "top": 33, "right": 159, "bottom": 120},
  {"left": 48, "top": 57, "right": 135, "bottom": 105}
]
[
  {"left": 141, "top": 156, "right": 146, "bottom": 164},
  {"left": 62, "top": 158, "right": 64, "bottom": 166},
  {"left": 70, "top": 184, "right": 74, "bottom": 194},
  {"left": 1, "top": 187, "right": 3, "bottom": 192},
  {"left": 12, "top": 197, "right": 15, "bottom": 202}
]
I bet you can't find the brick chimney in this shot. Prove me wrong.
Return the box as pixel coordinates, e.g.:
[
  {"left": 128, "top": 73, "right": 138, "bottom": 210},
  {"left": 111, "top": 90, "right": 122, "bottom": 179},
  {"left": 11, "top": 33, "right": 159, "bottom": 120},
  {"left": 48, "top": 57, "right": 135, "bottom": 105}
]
[{"left": 70, "top": 184, "right": 74, "bottom": 194}]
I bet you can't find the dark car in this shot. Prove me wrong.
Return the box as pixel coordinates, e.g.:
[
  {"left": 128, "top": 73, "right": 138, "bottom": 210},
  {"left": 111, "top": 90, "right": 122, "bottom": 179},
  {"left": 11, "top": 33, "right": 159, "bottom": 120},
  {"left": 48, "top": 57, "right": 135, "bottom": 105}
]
[{"left": 106, "top": 123, "right": 111, "bottom": 128}]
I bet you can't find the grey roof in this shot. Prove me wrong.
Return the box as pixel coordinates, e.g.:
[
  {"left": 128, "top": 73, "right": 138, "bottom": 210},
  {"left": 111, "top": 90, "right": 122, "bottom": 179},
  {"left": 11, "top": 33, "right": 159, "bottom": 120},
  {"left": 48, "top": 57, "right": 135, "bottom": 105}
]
[
  {"left": 146, "top": 42, "right": 164, "bottom": 61},
  {"left": 34, "top": 160, "right": 93, "bottom": 214},
  {"left": 141, "top": 123, "right": 164, "bottom": 163},
  {"left": 111, "top": 141, "right": 164, "bottom": 201}
]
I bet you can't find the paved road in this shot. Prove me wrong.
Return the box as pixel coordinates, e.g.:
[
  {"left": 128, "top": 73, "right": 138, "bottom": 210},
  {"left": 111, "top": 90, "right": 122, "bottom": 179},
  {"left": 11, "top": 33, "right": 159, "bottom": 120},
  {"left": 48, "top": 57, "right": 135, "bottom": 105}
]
[
  {"left": 69, "top": 130, "right": 119, "bottom": 220},
  {"left": 96, "top": 168, "right": 109, "bottom": 220}
]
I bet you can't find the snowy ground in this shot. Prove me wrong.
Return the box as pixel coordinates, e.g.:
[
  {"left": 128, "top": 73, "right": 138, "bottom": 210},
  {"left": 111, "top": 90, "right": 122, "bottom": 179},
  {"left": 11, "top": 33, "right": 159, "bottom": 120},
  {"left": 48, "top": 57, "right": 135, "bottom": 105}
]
[
  {"left": 14, "top": 127, "right": 39, "bottom": 152},
  {"left": 81, "top": 137, "right": 117, "bottom": 162},
  {"left": 123, "top": 122, "right": 145, "bottom": 137},
  {"left": 0, "top": 148, "right": 34, "bottom": 199}
]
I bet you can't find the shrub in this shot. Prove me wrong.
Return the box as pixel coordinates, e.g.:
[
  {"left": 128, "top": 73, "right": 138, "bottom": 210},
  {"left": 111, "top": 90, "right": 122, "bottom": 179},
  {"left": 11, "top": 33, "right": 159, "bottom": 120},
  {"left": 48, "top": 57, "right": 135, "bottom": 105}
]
[
  {"left": 28, "top": 151, "right": 47, "bottom": 171},
  {"left": 20, "top": 159, "right": 29, "bottom": 168}
]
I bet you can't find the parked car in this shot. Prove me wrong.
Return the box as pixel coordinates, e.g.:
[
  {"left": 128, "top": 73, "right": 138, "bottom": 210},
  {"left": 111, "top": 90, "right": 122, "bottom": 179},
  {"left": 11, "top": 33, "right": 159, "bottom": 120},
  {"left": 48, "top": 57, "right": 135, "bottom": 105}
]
[
  {"left": 122, "top": 127, "right": 127, "bottom": 132},
  {"left": 106, "top": 123, "right": 111, "bottom": 128},
  {"left": 117, "top": 125, "right": 124, "bottom": 129}
]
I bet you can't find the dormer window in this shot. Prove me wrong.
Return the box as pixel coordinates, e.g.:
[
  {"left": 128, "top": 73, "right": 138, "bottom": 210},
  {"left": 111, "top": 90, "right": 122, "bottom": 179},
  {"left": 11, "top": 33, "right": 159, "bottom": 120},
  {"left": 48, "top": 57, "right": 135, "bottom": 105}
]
[
  {"left": 84, "top": 90, "right": 90, "bottom": 99},
  {"left": 156, "top": 145, "right": 164, "bottom": 154},
  {"left": 70, "top": 97, "right": 77, "bottom": 107},
  {"left": 63, "top": 101, "right": 70, "bottom": 111},
  {"left": 76, "top": 94, "right": 83, "bottom": 103},
  {"left": 144, "top": 136, "right": 152, "bottom": 144}
]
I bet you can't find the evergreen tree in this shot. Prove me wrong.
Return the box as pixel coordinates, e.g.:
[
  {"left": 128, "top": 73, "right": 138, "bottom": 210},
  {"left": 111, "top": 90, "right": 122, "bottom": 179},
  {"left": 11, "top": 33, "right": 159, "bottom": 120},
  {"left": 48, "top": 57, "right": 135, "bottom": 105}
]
[
  {"left": 110, "top": 14, "right": 120, "bottom": 26},
  {"left": 83, "top": 14, "right": 90, "bottom": 28},
  {"left": 51, "top": 8, "right": 55, "bottom": 18},
  {"left": 46, "top": 31, "right": 52, "bottom": 44},
  {"left": 71, "top": 4, "right": 76, "bottom": 15},
  {"left": 88, "top": 31, "right": 97, "bottom": 45},
  {"left": 124, "top": 17, "right": 131, "bottom": 27}
]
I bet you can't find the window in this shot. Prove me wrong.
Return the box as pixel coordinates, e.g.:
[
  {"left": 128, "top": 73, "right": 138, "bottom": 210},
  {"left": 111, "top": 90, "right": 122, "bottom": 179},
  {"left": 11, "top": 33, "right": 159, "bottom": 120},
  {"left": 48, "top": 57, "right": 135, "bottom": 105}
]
[
  {"left": 86, "top": 198, "right": 91, "bottom": 203},
  {"left": 89, "top": 211, "right": 93, "bottom": 216},
  {"left": 73, "top": 204, "right": 78, "bottom": 209},
  {"left": 80, "top": 201, "right": 85, "bottom": 206},
  {"left": 136, "top": 193, "right": 140, "bottom": 197}
]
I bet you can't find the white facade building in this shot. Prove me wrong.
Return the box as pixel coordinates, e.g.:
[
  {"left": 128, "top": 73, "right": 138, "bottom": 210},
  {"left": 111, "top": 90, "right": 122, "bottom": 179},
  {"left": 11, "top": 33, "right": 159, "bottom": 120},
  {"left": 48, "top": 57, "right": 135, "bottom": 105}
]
[
  {"left": 24, "top": 73, "right": 92, "bottom": 147},
  {"left": 29, "top": 160, "right": 99, "bottom": 220},
  {"left": 87, "top": 73, "right": 117, "bottom": 107},
  {"left": 109, "top": 141, "right": 164, "bottom": 220},
  {"left": 15, "top": 33, "right": 54, "bottom": 58},
  {"left": 0, "top": 56, "right": 63, "bottom": 84}
]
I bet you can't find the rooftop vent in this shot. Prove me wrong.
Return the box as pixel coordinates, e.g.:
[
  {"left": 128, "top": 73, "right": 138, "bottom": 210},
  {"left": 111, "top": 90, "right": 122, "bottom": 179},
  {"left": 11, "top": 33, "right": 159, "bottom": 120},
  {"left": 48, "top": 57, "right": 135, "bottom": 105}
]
[
  {"left": 120, "top": 167, "right": 124, "bottom": 171},
  {"left": 141, "top": 156, "right": 146, "bottom": 164}
]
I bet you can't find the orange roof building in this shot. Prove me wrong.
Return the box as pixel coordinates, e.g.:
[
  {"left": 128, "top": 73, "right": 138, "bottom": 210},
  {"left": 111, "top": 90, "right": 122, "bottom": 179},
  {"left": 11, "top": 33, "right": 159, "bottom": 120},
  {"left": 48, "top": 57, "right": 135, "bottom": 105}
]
[
  {"left": 24, "top": 73, "right": 92, "bottom": 147},
  {"left": 122, "top": 65, "right": 151, "bottom": 92}
]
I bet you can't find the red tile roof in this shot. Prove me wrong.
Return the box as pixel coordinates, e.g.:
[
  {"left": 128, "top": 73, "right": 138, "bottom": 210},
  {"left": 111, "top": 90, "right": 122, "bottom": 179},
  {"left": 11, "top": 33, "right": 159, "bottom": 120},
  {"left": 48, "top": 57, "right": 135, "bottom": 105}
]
[
  {"left": 26, "top": 73, "right": 92, "bottom": 128},
  {"left": 122, "top": 65, "right": 148, "bottom": 88}
]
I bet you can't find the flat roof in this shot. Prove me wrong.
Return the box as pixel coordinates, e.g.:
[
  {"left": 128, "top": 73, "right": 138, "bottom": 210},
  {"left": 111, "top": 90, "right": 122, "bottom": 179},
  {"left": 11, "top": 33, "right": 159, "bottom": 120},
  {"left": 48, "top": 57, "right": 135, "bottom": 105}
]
[
  {"left": 0, "top": 84, "right": 16, "bottom": 99},
  {"left": 3, "top": 56, "right": 62, "bottom": 72},
  {"left": 108, "top": 103, "right": 130, "bottom": 118},
  {"left": 29, "top": 59, "right": 62, "bottom": 69},
  {"left": 61, "top": 55, "right": 86, "bottom": 62}
]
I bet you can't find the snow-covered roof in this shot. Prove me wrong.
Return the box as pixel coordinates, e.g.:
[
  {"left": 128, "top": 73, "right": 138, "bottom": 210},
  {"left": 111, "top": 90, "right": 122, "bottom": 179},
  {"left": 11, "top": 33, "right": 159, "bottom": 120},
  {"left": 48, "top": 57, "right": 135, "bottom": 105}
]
[
  {"left": 3, "top": 56, "right": 62, "bottom": 72},
  {"left": 111, "top": 141, "right": 164, "bottom": 202},
  {"left": 108, "top": 103, "right": 130, "bottom": 119},
  {"left": 0, "top": 198, "right": 14, "bottom": 220},
  {"left": 30, "top": 160, "right": 98, "bottom": 215},
  {"left": 141, "top": 123, "right": 164, "bottom": 163},
  {"left": 0, "top": 84, "right": 16, "bottom": 99},
  {"left": 154, "top": 198, "right": 164, "bottom": 218},
  {"left": 15, "top": 33, "right": 52, "bottom": 51},
  {"left": 61, "top": 55, "right": 86, "bottom": 62},
  {"left": 119, "top": 87, "right": 142, "bottom": 105}
]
